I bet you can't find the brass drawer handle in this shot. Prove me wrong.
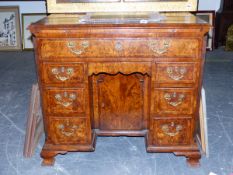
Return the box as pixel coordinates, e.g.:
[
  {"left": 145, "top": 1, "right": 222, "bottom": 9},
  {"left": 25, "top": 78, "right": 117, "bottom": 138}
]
[
  {"left": 164, "top": 92, "right": 185, "bottom": 107},
  {"left": 148, "top": 40, "right": 170, "bottom": 55},
  {"left": 115, "top": 41, "right": 123, "bottom": 52},
  {"left": 166, "top": 67, "right": 187, "bottom": 81},
  {"left": 54, "top": 92, "right": 77, "bottom": 107},
  {"left": 57, "top": 121, "right": 78, "bottom": 137},
  {"left": 161, "top": 122, "right": 183, "bottom": 137},
  {"left": 67, "top": 41, "right": 89, "bottom": 55},
  {"left": 51, "top": 67, "right": 74, "bottom": 81}
]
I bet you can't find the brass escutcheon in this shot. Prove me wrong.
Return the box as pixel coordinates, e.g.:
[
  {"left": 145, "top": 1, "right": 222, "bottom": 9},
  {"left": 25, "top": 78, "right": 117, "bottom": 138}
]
[{"left": 115, "top": 41, "right": 123, "bottom": 52}]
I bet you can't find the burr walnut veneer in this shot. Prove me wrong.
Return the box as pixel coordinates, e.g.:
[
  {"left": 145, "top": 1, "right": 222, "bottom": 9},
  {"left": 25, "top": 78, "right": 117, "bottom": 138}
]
[{"left": 30, "top": 13, "right": 210, "bottom": 167}]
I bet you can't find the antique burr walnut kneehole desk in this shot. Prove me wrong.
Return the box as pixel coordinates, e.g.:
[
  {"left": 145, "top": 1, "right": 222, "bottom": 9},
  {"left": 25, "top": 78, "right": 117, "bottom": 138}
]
[{"left": 30, "top": 12, "right": 210, "bottom": 167}]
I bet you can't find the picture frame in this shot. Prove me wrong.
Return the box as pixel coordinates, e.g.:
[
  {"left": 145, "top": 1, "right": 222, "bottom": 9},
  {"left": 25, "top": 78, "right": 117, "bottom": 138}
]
[
  {"left": 197, "top": 87, "right": 209, "bottom": 157},
  {"left": 22, "top": 13, "right": 47, "bottom": 50},
  {"left": 192, "top": 10, "right": 215, "bottom": 51},
  {"left": 23, "top": 84, "right": 43, "bottom": 158},
  {"left": 0, "top": 6, "right": 22, "bottom": 51},
  {"left": 46, "top": 0, "right": 198, "bottom": 13}
]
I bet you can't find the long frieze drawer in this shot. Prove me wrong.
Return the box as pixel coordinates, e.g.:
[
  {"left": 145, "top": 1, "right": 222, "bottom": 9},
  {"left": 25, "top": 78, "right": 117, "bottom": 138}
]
[
  {"left": 152, "top": 88, "right": 196, "bottom": 115},
  {"left": 43, "top": 88, "right": 85, "bottom": 115},
  {"left": 48, "top": 117, "right": 89, "bottom": 145},
  {"left": 149, "top": 118, "right": 192, "bottom": 146},
  {"left": 39, "top": 38, "right": 199, "bottom": 59},
  {"left": 41, "top": 62, "right": 85, "bottom": 85},
  {"left": 154, "top": 62, "right": 198, "bottom": 86}
]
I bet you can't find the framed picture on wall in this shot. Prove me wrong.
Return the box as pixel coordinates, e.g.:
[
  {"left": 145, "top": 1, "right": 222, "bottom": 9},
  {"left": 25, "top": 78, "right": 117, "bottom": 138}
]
[
  {"left": 192, "top": 11, "right": 215, "bottom": 51},
  {"left": 22, "top": 13, "right": 47, "bottom": 50},
  {"left": 0, "top": 6, "right": 22, "bottom": 51},
  {"left": 46, "top": 0, "right": 198, "bottom": 13}
]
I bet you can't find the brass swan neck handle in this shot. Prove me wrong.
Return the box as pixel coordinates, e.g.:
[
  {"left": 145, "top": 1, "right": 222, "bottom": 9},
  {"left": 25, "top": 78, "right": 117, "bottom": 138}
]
[{"left": 67, "top": 41, "right": 89, "bottom": 55}]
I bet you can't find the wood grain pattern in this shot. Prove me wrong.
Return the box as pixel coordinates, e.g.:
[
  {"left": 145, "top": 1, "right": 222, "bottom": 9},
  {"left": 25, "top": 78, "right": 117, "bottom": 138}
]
[
  {"left": 97, "top": 73, "right": 145, "bottom": 130},
  {"left": 150, "top": 118, "right": 192, "bottom": 146},
  {"left": 39, "top": 38, "right": 199, "bottom": 59},
  {"left": 48, "top": 117, "right": 89, "bottom": 144},
  {"left": 41, "top": 62, "right": 85, "bottom": 85},
  {"left": 88, "top": 62, "right": 151, "bottom": 76},
  {"left": 44, "top": 88, "right": 86, "bottom": 115},
  {"left": 155, "top": 62, "right": 198, "bottom": 87},
  {"left": 152, "top": 88, "right": 195, "bottom": 115},
  {"left": 29, "top": 13, "right": 210, "bottom": 167}
]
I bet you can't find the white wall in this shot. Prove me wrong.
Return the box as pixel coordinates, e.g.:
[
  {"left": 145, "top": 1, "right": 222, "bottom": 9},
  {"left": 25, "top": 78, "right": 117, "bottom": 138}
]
[
  {"left": 198, "top": 0, "right": 222, "bottom": 11},
  {"left": 0, "top": 1, "right": 46, "bottom": 14}
]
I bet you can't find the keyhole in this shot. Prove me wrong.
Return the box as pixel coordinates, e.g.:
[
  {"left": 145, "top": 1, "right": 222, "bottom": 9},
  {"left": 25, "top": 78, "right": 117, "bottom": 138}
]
[{"left": 115, "top": 42, "right": 123, "bottom": 51}]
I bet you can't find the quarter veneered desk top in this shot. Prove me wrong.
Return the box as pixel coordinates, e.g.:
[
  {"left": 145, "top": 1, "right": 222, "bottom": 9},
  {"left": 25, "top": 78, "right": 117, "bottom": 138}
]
[{"left": 30, "top": 12, "right": 209, "bottom": 29}]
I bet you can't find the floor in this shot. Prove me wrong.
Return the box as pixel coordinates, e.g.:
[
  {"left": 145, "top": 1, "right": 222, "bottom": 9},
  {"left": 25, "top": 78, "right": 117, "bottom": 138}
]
[{"left": 0, "top": 48, "right": 232, "bottom": 175}]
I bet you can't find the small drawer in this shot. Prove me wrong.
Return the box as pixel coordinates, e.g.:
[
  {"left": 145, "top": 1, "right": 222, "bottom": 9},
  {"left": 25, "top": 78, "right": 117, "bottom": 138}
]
[
  {"left": 41, "top": 62, "right": 85, "bottom": 85},
  {"left": 149, "top": 118, "right": 192, "bottom": 146},
  {"left": 146, "top": 38, "right": 198, "bottom": 58},
  {"left": 43, "top": 88, "right": 85, "bottom": 115},
  {"left": 40, "top": 38, "right": 198, "bottom": 59},
  {"left": 152, "top": 88, "right": 195, "bottom": 115},
  {"left": 155, "top": 62, "right": 198, "bottom": 86},
  {"left": 48, "top": 118, "right": 89, "bottom": 144}
]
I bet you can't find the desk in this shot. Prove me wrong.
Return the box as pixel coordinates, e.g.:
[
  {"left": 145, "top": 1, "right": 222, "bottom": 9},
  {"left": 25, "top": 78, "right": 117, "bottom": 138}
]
[{"left": 30, "top": 12, "right": 210, "bottom": 167}]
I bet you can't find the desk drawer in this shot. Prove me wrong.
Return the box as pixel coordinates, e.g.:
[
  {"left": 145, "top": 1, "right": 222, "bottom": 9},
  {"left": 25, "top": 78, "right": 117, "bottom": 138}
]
[
  {"left": 40, "top": 38, "right": 199, "bottom": 59},
  {"left": 155, "top": 62, "right": 198, "bottom": 86},
  {"left": 152, "top": 88, "right": 195, "bottom": 115},
  {"left": 43, "top": 88, "right": 85, "bottom": 115},
  {"left": 48, "top": 117, "right": 89, "bottom": 144},
  {"left": 150, "top": 118, "right": 192, "bottom": 146},
  {"left": 41, "top": 62, "right": 85, "bottom": 85}
]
